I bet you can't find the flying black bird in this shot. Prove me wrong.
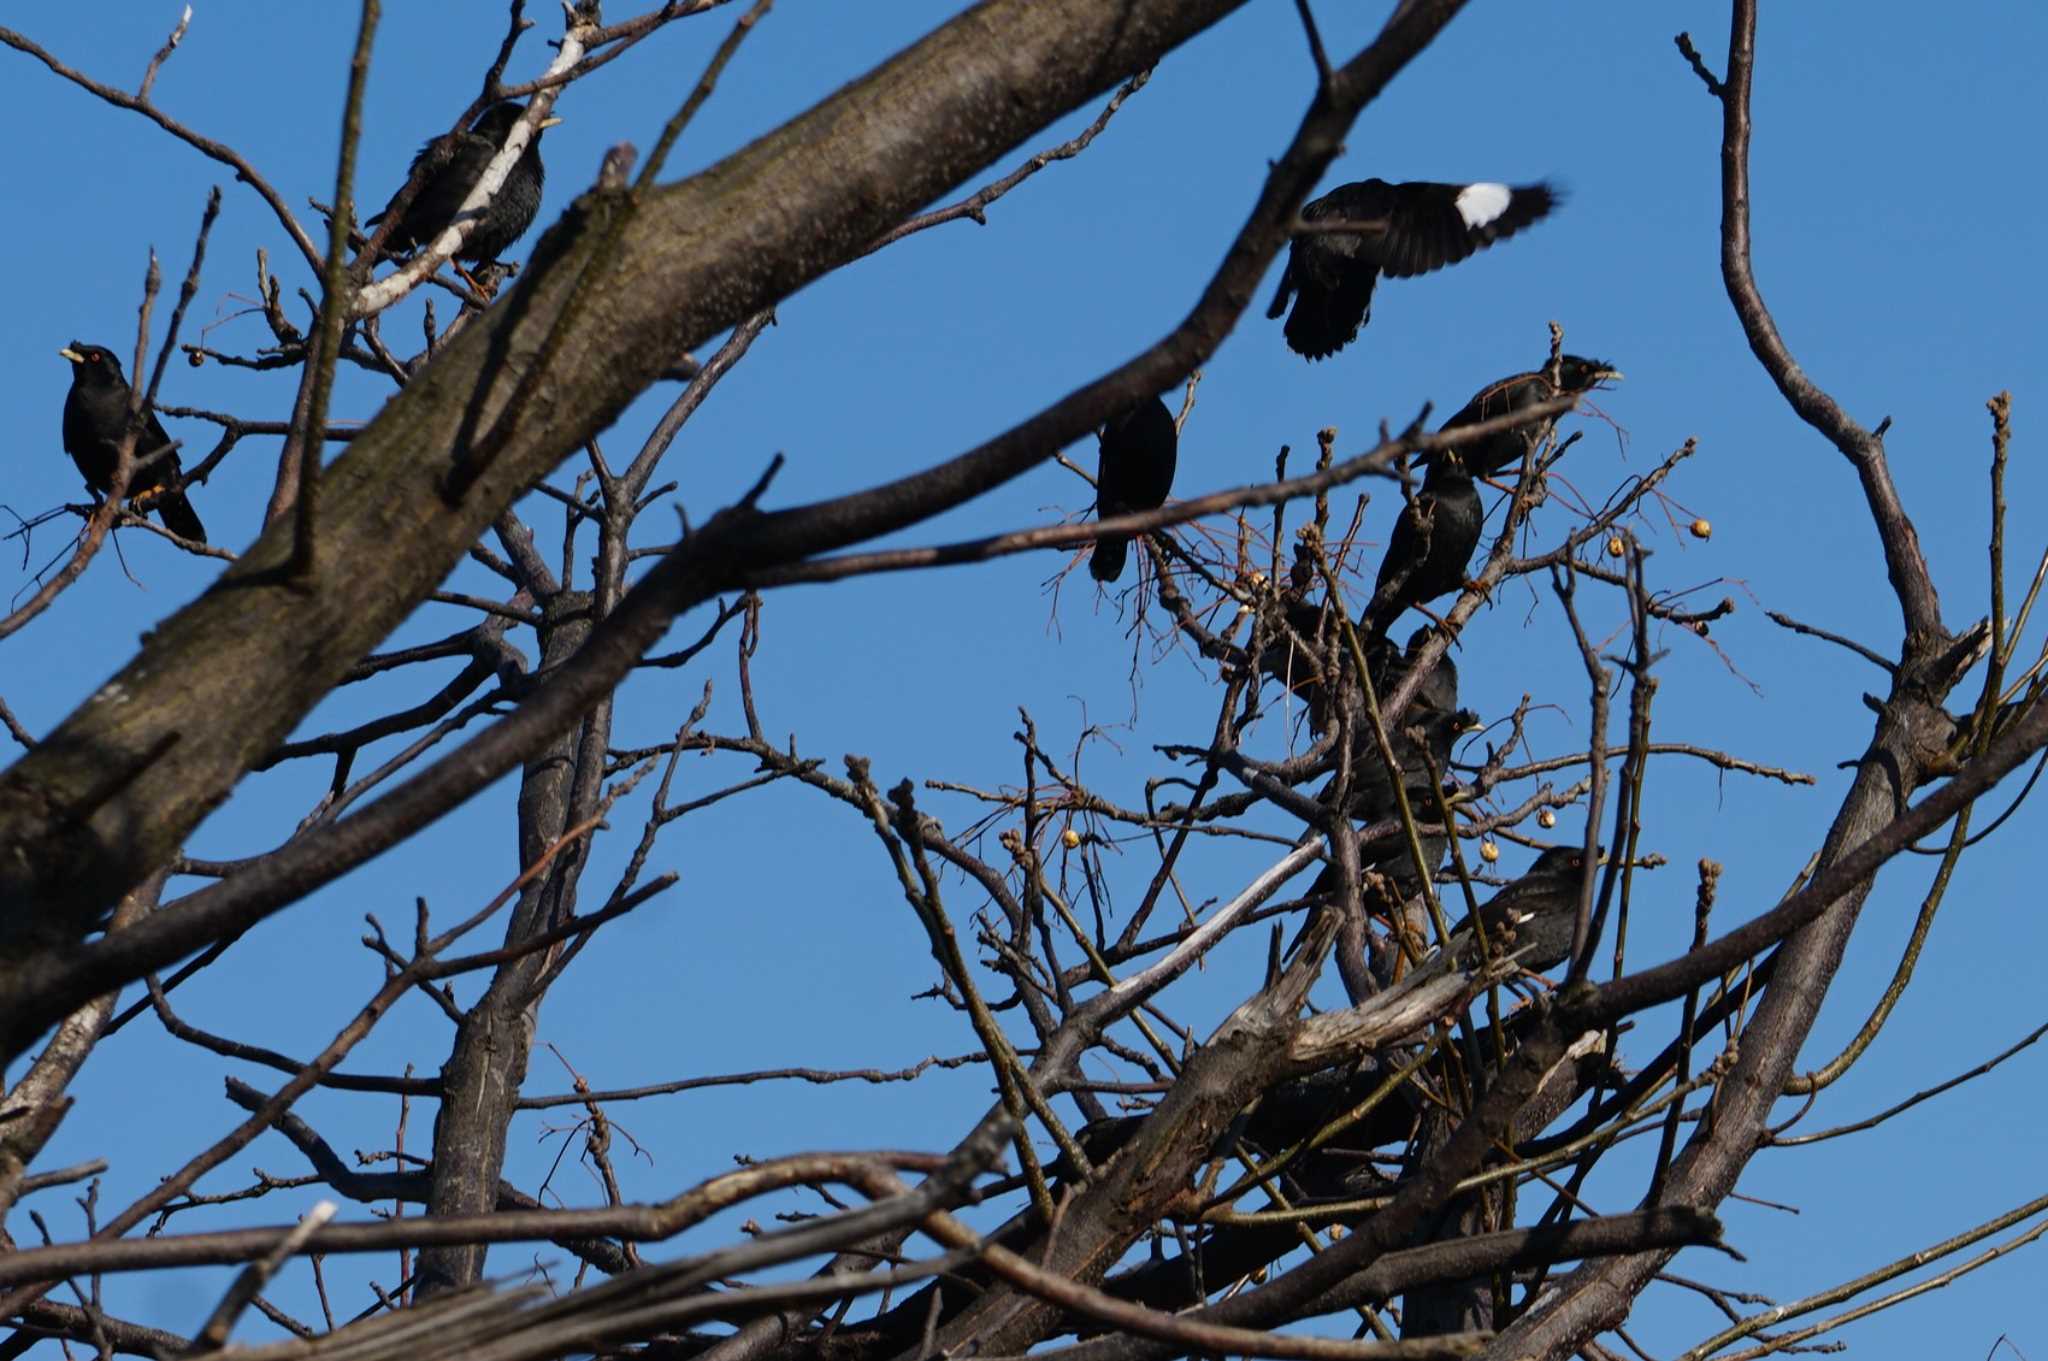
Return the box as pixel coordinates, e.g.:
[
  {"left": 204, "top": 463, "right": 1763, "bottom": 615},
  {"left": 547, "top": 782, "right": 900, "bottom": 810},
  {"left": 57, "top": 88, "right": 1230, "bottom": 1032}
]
[
  {"left": 1267, "top": 179, "right": 1558, "bottom": 360},
  {"left": 59, "top": 342, "right": 207, "bottom": 544},
  {"left": 1442, "top": 355, "right": 1622, "bottom": 479},
  {"left": 1444, "top": 845, "right": 1600, "bottom": 976},
  {"left": 1361, "top": 454, "right": 1482, "bottom": 639},
  {"left": 367, "top": 102, "right": 561, "bottom": 263},
  {"left": 1090, "top": 396, "right": 1179, "bottom": 582}
]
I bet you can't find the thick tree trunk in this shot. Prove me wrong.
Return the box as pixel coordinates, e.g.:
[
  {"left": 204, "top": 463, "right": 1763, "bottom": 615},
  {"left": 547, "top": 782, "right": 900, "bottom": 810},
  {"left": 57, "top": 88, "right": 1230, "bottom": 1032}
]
[
  {"left": 417, "top": 589, "right": 601, "bottom": 1296},
  {"left": 0, "top": 0, "right": 1256, "bottom": 1060}
]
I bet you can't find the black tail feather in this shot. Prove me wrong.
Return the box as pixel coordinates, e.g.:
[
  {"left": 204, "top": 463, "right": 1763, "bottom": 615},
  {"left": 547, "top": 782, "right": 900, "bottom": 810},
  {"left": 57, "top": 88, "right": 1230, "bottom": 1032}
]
[
  {"left": 1090, "top": 535, "right": 1130, "bottom": 583},
  {"left": 1266, "top": 261, "right": 1295, "bottom": 320},
  {"left": 1281, "top": 271, "right": 1379, "bottom": 361},
  {"left": 155, "top": 491, "right": 207, "bottom": 544}
]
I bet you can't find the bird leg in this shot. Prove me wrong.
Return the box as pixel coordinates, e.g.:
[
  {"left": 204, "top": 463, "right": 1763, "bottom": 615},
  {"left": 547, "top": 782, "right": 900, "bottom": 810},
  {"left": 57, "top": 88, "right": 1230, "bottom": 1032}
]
[
  {"left": 453, "top": 260, "right": 495, "bottom": 297},
  {"left": 1408, "top": 601, "right": 1455, "bottom": 632}
]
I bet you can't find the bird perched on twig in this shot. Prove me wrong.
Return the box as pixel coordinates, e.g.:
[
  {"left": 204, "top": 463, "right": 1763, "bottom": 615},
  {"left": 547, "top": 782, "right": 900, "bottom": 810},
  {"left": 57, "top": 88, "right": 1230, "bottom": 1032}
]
[
  {"left": 1323, "top": 632, "right": 1466, "bottom": 818},
  {"left": 1442, "top": 355, "right": 1622, "bottom": 479},
  {"left": 366, "top": 101, "right": 562, "bottom": 266},
  {"left": 1309, "top": 632, "right": 1477, "bottom": 904},
  {"left": 1360, "top": 452, "right": 1482, "bottom": 640},
  {"left": 1267, "top": 179, "right": 1558, "bottom": 360},
  {"left": 58, "top": 342, "right": 207, "bottom": 544},
  {"left": 1443, "top": 845, "right": 1601, "bottom": 976},
  {"left": 1090, "top": 396, "right": 1179, "bottom": 583}
]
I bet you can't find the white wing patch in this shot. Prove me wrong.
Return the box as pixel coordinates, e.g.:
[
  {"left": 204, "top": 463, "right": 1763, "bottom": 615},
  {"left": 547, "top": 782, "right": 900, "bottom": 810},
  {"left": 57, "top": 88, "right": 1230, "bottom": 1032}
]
[{"left": 1455, "top": 182, "right": 1513, "bottom": 230}]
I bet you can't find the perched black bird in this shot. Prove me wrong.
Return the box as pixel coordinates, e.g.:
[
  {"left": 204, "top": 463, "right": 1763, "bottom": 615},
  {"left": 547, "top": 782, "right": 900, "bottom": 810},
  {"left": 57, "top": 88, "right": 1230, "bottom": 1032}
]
[
  {"left": 1310, "top": 701, "right": 1478, "bottom": 900},
  {"left": 1090, "top": 396, "right": 1179, "bottom": 582},
  {"left": 1057, "top": 1065, "right": 1420, "bottom": 1186},
  {"left": 1446, "top": 845, "right": 1599, "bottom": 975},
  {"left": 1361, "top": 455, "right": 1483, "bottom": 639},
  {"left": 1323, "top": 632, "right": 1465, "bottom": 818},
  {"left": 1267, "top": 179, "right": 1558, "bottom": 360},
  {"left": 1442, "top": 356, "right": 1622, "bottom": 479},
  {"left": 1377, "top": 626, "right": 1461, "bottom": 724},
  {"left": 1309, "top": 633, "right": 1476, "bottom": 904},
  {"left": 1255, "top": 591, "right": 1344, "bottom": 716},
  {"left": 59, "top": 343, "right": 207, "bottom": 544},
  {"left": 367, "top": 102, "right": 561, "bottom": 263}
]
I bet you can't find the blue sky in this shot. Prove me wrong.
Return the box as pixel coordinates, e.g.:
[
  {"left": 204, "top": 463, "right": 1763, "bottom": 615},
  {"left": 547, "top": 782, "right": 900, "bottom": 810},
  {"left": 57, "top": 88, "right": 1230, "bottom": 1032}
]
[{"left": 3, "top": 2, "right": 2044, "bottom": 1356}]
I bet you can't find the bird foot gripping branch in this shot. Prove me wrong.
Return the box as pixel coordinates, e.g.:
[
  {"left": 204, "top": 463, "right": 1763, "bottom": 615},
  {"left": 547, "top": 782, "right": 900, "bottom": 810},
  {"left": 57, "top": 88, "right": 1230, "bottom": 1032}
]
[{"left": 58, "top": 342, "right": 207, "bottom": 544}]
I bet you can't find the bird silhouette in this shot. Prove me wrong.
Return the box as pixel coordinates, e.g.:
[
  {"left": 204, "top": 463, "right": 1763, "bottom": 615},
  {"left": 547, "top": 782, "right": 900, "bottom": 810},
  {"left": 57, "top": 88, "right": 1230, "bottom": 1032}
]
[
  {"left": 1268, "top": 178, "right": 1558, "bottom": 360},
  {"left": 59, "top": 342, "right": 206, "bottom": 543},
  {"left": 1442, "top": 355, "right": 1621, "bottom": 479},
  {"left": 1442, "top": 845, "right": 1600, "bottom": 976},
  {"left": 367, "top": 102, "right": 561, "bottom": 264},
  {"left": 1361, "top": 453, "right": 1482, "bottom": 640},
  {"left": 1090, "top": 396, "right": 1179, "bottom": 582}
]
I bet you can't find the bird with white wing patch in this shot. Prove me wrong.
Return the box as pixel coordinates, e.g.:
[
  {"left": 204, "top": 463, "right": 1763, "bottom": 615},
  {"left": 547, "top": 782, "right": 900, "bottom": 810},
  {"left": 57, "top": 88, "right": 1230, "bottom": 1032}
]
[{"left": 1267, "top": 177, "right": 1559, "bottom": 360}]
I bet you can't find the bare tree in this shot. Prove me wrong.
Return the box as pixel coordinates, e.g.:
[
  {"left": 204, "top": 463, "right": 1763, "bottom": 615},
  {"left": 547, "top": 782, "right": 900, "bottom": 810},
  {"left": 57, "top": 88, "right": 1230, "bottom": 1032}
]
[{"left": 1, "top": 1, "right": 2042, "bottom": 1359}]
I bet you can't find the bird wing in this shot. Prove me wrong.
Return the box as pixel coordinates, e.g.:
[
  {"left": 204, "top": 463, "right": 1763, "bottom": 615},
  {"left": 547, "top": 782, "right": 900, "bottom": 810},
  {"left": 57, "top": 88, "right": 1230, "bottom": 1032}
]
[
  {"left": 1441, "top": 373, "right": 1527, "bottom": 431},
  {"left": 1265, "top": 256, "right": 1297, "bottom": 320},
  {"left": 366, "top": 131, "right": 482, "bottom": 234},
  {"left": 1294, "top": 180, "right": 1396, "bottom": 273},
  {"left": 1374, "top": 180, "right": 1557, "bottom": 279}
]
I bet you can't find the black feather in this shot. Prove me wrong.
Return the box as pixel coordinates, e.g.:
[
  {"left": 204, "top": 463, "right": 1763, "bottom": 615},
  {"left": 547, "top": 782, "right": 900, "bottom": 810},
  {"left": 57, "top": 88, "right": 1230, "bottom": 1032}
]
[
  {"left": 367, "top": 102, "right": 555, "bottom": 263},
  {"left": 1442, "top": 355, "right": 1621, "bottom": 479},
  {"left": 59, "top": 341, "right": 207, "bottom": 544},
  {"left": 1273, "top": 179, "right": 1559, "bottom": 361},
  {"left": 1362, "top": 456, "right": 1482, "bottom": 638},
  {"left": 1091, "top": 397, "right": 1179, "bottom": 583}
]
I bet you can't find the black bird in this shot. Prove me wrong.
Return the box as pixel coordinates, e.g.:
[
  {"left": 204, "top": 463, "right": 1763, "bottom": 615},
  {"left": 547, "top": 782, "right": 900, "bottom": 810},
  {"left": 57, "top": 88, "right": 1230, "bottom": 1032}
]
[
  {"left": 1310, "top": 700, "right": 1479, "bottom": 901},
  {"left": 1361, "top": 454, "right": 1483, "bottom": 639},
  {"left": 1309, "top": 633, "right": 1476, "bottom": 904},
  {"left": 1324, "top": 631, "right": 1465, "bottom": 818},
  {"left": 1442, "top": 356, "right": 1622, "bottom": 479},
  {"left": 1378, "top": 626, "right": 1461, "bottom": 724},
  {"left": 1256, "top": 591, "right": 1343, "bottom": 715},
  {"left": 1444, "top": 845, "right": 1600, "bottom": 975},
  {"left": 367, "top": 102, "right": 561, "bottom": 263},
  {"left": 1267, "top": 179, "right": 1558, "bottom": 360},
  {"left": 1090, "top": 396, "right": 1179, "bottom": 582},
  {"left": 59, "top": 343, "right": 207, "bottom": 544}
]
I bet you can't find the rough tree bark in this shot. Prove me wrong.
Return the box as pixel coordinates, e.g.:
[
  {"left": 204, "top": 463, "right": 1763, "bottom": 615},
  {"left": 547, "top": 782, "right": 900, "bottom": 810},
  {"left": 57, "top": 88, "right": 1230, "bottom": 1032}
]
[{"left": 0, "top": 0, "right": 1262, "bottom": 1039}]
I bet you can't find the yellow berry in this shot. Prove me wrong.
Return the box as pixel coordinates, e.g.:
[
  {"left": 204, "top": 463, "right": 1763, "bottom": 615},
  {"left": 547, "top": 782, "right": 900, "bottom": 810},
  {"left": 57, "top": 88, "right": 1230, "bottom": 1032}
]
[
  {"left": 1606, "top": 536, "right": 1625, "bottom": 558},
  {"left": 1061, "top": 828, "right": 1082, "bottom": 850},
  {"left": 1538, "top": 809, "right": 1557, "bottom": 829},
  {"left": 1690, "top": 518, "right": 1713, "bottom": 540},
  {"left": 1480, "top": 840, "right": 1500, "bottom": 863}
]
